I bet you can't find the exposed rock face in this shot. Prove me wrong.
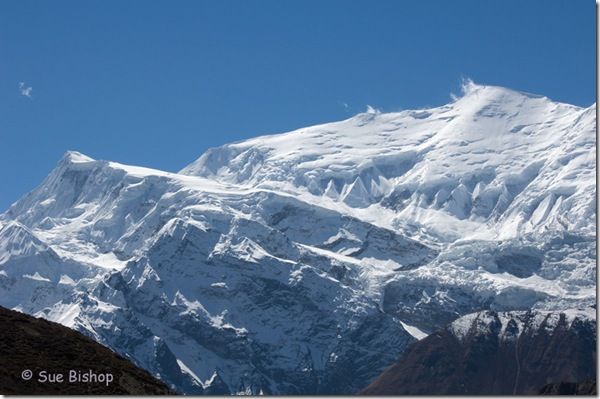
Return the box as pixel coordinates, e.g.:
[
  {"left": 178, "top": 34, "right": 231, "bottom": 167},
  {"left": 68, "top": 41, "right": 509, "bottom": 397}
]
[
  {"left": 361, "top": 309, "right": 596, "bottom": 395},
  {"left": 0, "top": 306, "right": 172, "bottom": 395}
]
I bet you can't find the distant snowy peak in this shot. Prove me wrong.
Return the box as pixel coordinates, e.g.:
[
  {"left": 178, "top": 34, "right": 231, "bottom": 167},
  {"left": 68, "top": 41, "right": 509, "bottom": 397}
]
[
  {"left": 4, "top": 149, "right": 221, "bottom": 232},
  {"left": 181, "top": 83, "right": 596, "bottom": 240}
]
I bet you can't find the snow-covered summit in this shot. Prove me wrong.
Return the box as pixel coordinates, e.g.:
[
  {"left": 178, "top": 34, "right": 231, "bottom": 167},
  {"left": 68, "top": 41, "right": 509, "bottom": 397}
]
[
  {"left": 181, "top": 82, "right": 595, "bottom": 241},
  {"left": 0, "top": 82, "right": 595, "bottom": 394},
  {"left": 61, "top": 150, "right": 95, "bottom": 164}
]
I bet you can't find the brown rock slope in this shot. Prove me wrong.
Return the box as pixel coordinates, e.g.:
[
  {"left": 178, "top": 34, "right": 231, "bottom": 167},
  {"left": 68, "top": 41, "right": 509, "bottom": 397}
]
[
  {"left": 0, "top": 306, "right": 173, "bottom": 395},
  {"left": 361, "top": 310, "right": 596, "bottom": 395}
]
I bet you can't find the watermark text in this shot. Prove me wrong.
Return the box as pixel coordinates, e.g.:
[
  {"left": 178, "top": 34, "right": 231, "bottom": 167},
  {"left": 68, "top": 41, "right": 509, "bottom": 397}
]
[{"left": 21, "top": 369, "right": 114, "bottom": 386}]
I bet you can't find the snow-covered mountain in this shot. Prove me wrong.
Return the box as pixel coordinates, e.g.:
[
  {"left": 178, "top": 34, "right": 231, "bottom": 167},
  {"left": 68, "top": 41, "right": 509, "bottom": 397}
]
[
  {"left": 0, "top": 82, "right": 595, "bottom": 394},
  {"left": 361, "top": 308, "right": 596, "bottom": 395},
  {"left": 182, "top": 81, "right": 595, "bottom": 242}
]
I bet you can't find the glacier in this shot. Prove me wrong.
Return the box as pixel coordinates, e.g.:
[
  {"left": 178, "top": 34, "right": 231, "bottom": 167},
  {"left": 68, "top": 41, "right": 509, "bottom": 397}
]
[{"left": 0, "top": 82, "right": 595, "bottom": 394}]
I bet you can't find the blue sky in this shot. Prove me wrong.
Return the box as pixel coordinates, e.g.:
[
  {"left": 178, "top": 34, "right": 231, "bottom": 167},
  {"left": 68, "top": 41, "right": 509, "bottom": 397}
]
[{"left": 0, "top": 0, "right": 595, "bottom": 211}]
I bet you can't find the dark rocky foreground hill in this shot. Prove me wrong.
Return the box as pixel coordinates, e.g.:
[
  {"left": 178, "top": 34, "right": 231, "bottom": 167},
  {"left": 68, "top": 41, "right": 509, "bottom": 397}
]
[
  {"left": 360, "top": 309, "right": 596, "bottom": 395},
  {"left": 538, "top": 379, "right": 596, "bottom": 395},
  {"left": 0, "top": 306, "right": 173, "bottom": 395}
]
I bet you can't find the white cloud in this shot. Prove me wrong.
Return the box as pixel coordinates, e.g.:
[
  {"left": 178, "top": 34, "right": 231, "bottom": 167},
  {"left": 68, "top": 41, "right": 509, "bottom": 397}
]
[
  {"left": 19, "top": 82, "right": 33, "bottom": 98},
  {"left": 337, "top": 101, "right": 350, "bottom": 112},
  {"left": 365, "top": 105, "right": 380, "bottom": 115},
  {"left": 450, "top": 76, "right": 477, "bottom": 102},
  {"left": 460, "top": 76, "right": 477, "bottom": 94}
]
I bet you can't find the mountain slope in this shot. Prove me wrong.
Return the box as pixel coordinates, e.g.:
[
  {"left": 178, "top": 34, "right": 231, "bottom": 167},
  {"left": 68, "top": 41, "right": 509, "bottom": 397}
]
[
  {"left": 0, "top": 82, "right": 595, "bottom": 394},
  {"left": 0, "top": 153, "right": 425, "bottom": 394},
  {"left": 360, "top": 309, "right": 596, "bottom": 395},
  {"left": 182, "top": 82, "right": 595, "bottom": 242},
  {"left": 0, "top": 306, "right": 172, "bottom": 395}
]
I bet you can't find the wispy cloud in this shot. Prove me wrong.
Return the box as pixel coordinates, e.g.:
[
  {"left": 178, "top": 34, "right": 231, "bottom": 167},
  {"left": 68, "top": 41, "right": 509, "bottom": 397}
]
[
  {"left": 338, "top": 101, "right": 350, "bottom": 112},
  {"left": 18, "top": 82, "right": 33, "bottom": 98},
  {"left": 460, "top": 76, "right": 476, "bottom": 94},
  {"left": 365, "top": 105, "right": 380, "bottom": 114},
  {"left": 450, "top": 76, "right": 476, "bottom": 101}
]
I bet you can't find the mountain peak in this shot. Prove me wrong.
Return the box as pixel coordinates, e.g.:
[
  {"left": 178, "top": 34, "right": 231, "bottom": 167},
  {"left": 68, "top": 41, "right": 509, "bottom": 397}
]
[
  {"left": 60, "top": 151, "right": 95, "bottom": 165},
  {"left": 0, "top": 83, "right": 594, "bottom": 396},
  {"left": 178, "top": 82, "right": 594, "bottom": 240},
  {"left": 453, "top": 79, "right": 560, "bottom": 109}
]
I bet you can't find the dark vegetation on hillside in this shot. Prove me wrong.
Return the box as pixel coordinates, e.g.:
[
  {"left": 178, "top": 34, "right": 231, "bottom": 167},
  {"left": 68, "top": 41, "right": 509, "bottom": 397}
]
[{"left": 0, "top": 306, "right": 173, "bottom": 395}]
